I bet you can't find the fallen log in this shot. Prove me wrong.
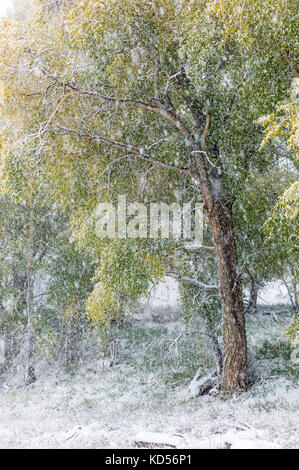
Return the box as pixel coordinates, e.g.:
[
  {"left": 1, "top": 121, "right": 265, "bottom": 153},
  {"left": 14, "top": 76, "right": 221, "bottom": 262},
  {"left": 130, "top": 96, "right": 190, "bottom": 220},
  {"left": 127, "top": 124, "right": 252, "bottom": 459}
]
[{"left": 134, "top": 431, "right": 185, "bottom": 448}]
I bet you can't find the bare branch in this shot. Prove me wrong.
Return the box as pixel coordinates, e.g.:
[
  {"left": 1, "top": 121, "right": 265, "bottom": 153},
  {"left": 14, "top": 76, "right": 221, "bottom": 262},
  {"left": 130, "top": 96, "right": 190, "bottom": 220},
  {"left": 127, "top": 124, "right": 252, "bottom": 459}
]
[
  {"left": 39, "top": 67, "right": 197, "bottom": 146},
  {"left": 52, "top": 124, "right": 190, "bottom": 175}
]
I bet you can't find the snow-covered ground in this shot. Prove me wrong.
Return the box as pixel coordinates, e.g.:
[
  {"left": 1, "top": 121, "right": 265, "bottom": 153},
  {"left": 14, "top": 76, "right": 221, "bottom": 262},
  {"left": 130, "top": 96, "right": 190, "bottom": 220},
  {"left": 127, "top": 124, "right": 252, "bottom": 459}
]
[
  {"left": 0, "top": 313, "right": 298, "bottom": 449},
  {"left": 256, "top": 281, "right": 290, "bottom": 306},
  {"left": 0, "top": 371, "right": 297, "bottom": 448}
]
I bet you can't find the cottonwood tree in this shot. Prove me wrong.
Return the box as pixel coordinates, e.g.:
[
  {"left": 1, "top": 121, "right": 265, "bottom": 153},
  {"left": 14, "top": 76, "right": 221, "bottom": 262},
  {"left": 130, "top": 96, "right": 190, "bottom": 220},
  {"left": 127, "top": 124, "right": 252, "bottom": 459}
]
[
  {"left": 0, "top": 88, "right": 94, "bottom": 381},
  {"left": 0, "top": 189, "right": 95, "bottom": 379},
  {"left": 1, "top": 0, "right": 297, "bottom": 392},
  {"left": 234, "top": 169, "right": 297, "bottom": 314},
  {"left": 265, "top": 182, "right": 299, "bottom": 309}
]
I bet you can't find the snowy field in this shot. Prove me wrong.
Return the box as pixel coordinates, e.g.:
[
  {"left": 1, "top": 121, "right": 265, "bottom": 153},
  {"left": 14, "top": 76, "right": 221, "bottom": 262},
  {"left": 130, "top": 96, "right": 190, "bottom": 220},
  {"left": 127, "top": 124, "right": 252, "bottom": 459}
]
[{"left": 0, "top": 311, "right": 298, "bottom": 449}]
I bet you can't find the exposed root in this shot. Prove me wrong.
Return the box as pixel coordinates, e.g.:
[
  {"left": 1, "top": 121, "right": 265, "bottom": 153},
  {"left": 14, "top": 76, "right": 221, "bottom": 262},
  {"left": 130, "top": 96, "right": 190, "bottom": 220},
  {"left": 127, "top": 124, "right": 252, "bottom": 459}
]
[{"left": 188, "top": 368, "right": 218, "bottom": 397}]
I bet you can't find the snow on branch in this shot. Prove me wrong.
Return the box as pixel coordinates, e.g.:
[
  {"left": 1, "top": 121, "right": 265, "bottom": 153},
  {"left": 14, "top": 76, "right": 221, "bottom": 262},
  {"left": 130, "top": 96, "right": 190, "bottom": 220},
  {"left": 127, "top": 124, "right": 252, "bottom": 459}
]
[{"left": 166, "top": 271, "right": 219, "bottom": 293}]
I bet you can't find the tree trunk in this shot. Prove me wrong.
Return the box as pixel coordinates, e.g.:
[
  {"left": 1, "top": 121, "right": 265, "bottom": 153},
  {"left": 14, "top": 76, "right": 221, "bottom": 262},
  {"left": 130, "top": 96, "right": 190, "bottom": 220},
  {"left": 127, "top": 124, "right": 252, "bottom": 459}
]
[
  {"left": 25, "top": 198, "right": 36, "bottom": 386},
  {"left": 202, "top": 315, "right": 223, "bottom": 381},
  {"left": 207, "top": 199, "right": 247, "bottom": 392},
  {"left": 193, "top": 147, "right": 247, "bottom": 393},
  {"left": 248, "top": 276, "right": 258, "bottom": 315},
  {"left": 283, "top": 275, "right": 298, "bottom": 314},
  {"left": 11, "top": 268, "right": 27, "bottom": 362}
]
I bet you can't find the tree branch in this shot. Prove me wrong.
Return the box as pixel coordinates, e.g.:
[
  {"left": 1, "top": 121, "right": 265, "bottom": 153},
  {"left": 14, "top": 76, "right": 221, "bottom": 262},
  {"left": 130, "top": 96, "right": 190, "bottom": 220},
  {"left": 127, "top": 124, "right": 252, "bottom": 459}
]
[
  {"left": 39, "top": 68, "right": 197, "bottom": 146},
  {"left": 52, "top": 124, "right": 190, "bottom": 175},
  {"left": 166, "top": 272, "right": 219, "bottom": 292}
]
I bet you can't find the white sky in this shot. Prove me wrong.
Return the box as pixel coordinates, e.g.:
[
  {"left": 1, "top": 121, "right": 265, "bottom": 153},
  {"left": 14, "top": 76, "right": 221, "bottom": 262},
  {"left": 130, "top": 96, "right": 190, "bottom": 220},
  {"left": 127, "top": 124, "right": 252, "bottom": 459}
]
[{"left": 0, "top": 0, "right": 13, "bottom": 17}]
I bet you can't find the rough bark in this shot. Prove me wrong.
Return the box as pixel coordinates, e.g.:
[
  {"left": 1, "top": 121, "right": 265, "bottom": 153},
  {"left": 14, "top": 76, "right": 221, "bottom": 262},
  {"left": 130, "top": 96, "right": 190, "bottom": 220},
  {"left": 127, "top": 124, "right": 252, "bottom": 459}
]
[
  {"left": 193, "top": 147, "right": 247, "bottom": 393},
  {"left": 208, "top": 200, "right": 247, "bottom": 392}
]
